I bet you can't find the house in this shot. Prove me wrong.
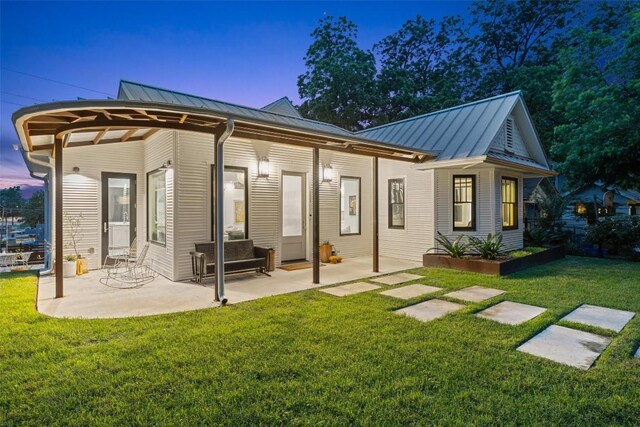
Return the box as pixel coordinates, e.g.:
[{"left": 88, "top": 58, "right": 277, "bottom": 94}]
[{"left": 12, "top": 82, "right": 554, "bottom": 299}]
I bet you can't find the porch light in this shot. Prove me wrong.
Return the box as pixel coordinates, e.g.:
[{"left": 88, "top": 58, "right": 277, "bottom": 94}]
[
  {"left": 72, "top": 167, "right": 80, "bottom": 174},
  {"left": 322, "top": 164, "right": 333, "bottom": 182},
  {"left": 258, "top": 157, "right": 269, "bottom": 178},
  {"left": 159, "top": 160, "right": 172, "bottom": 170}
]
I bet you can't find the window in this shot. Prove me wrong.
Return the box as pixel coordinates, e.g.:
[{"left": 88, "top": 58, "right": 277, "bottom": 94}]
[
  {"left": 147, "top": 169, "right": 167, "bottom": 245},
  {"left": 340, "top": 176, "right": 361, "bottom": 235},
  {"left": 211, "top": 166, "right": 249, "bottom": 240},
  {"left": 501, "top": 177, "right": 518, "bottom": 230},
  {"left": 453, "top": 175, "right": 475, "bottom": 231},
  {"left": 388, "top": 178, "right": 405, "bottom": 229}
]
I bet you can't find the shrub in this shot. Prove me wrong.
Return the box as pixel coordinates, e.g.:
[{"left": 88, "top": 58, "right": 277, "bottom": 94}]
[
  {"left": 429, "top": 232, "right": 470, "bottom": 258},
  {"left": 469, "top": 233, "right": 505, "bottom": 260},
  {"left": 586, "top": 216, "right": 640, "bottom": 259}
]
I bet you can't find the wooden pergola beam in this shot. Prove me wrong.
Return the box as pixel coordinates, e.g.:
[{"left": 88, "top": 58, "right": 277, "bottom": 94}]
[
  {"left": 93, "top": 129, "right": 108, "bottom": 145},
  {"left": 120, "top": 129, "right": 137, "bottom": 142}
]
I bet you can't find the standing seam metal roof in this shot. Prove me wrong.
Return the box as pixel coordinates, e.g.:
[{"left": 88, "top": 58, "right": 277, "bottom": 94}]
[{"left": 357, "top": 91, "right": 522, "bottom": 161}]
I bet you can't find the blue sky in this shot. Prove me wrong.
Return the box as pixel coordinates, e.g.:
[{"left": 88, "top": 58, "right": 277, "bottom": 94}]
[{"left": 0, "top": 1, "right": 472, "bottom": 195}]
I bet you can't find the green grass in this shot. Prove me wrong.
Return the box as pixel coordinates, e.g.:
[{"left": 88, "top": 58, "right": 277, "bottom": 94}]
[
  {"left": 1, "top": 257, "right": 640, "bottom": 426},
  {"left": 508, "top": 246, "right": 547, "bottom": 258}
]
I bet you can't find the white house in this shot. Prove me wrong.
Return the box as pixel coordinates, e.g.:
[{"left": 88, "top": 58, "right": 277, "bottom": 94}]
[{"left": 13, "top": 81, "right": 554, "bottom": 298}]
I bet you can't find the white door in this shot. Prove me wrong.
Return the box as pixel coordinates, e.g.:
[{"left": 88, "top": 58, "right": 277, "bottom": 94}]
[{"left": 281, "top": 171, "right": 306, "bottom": 261}]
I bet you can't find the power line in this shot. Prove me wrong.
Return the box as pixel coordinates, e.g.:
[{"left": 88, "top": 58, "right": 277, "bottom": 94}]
[
  {"left": 2, "top": 68, "right": 115, "bottom": 97},
  {"left": 1, "top": 91, "right": 48, "bottom": 103},
  {"left": 1, "top": 99, "right": 27, "bottom": 107}
]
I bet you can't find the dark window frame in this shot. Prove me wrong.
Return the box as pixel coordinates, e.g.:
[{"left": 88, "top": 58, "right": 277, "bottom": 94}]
[
  {"left": 501, "top": 176, "right": 518, "bottom": 231},
  {"left": 388, "top": 178, "right": 405, "bottom": 229},
  {"left": 147, "top": 168, "right": 167, "bottom": 247},
  {"left": 452, "top": 175, "right": 476, "bottom": 232},
  {"left": 339, "top": 175, "right": 362, "bottom": 236},
  {"left": 210, "top": 165, "right": 249, "bottom": 241}
]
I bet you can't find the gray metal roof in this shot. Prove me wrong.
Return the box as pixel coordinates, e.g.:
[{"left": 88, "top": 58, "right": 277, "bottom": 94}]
[
  {"left": 118, "top": 80, "right": 351, "bottom": 137},
  {"left": 357, "top": 91, "right": 522, "bottom": 161},
  {"left": 261, "top": 97, "right": 302, "bottom": 118}
]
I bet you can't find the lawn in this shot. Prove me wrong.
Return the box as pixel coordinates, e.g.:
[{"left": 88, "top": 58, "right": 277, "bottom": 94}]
[{"left": 1, "top": 257, "right": 639, "bottom": 426}]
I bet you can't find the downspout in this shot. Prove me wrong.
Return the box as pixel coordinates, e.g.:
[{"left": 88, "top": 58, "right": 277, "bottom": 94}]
[
  {"left": 214, "top": 119, "right": 235, "bottom": 305},
  {"left": 20, "top": 147, "right": 55, "bottom": 275}
]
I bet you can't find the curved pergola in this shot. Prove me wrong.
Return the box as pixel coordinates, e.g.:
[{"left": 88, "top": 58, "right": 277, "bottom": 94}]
[{"left": 13, "top": 100, "right": 435, "bottom": 303}]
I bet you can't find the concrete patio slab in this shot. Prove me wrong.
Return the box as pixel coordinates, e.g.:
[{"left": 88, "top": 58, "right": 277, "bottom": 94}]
[
  {"left": 379, "top": 284, "right": 441, "bottom": 300},
  {"left": 395, "top": 299, "right": 464, "bottom": 322},
  {"left": 476, "top": 301, "right": 547, "bottom": 325},
  {"left": 37, "top": 255, "right": 420, "bottom": 318},
  {"left": 320, "top": 282, "right": 381, "bottom": 297},
  {"left": 561, "top": 304, "right": 635, "bottom": 333},
  {"left": 517, "top": 325, "right": 612, "bottom": 370},
  {"left": 371, "top": 272, "right": 423, "bottom": 285},
  {"left": 444, "top": 285, "right": 505, "bottom": 303}
]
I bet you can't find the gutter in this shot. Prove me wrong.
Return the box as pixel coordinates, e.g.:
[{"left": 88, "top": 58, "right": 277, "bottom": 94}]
[
  {"left": 19, "top": 147, "right": 54, "bottom": 275},
  {"left": 214, "top": 119, "right": 235, "bottom": 305}
]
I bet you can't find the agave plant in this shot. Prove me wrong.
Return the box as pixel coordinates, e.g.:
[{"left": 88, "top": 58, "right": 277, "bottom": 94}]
[
  {"left": 428, "top": 232, "right": 470, "bottom": 258},
  {"left": 469, "top": 233, "right": 505, "bottom": 260}
]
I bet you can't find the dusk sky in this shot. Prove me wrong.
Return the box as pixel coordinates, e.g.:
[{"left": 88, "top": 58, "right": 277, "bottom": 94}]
[{"left": 0, "top": 1, "right": 472, "bottom": 196}]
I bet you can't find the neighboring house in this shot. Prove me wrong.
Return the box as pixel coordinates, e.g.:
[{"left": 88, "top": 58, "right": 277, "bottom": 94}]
[
  {"left": 521, "top": 177, "right": 559, "bottom": 229},
  {"left": 13, "top": 82, "right": 554, "bottom": 285}
]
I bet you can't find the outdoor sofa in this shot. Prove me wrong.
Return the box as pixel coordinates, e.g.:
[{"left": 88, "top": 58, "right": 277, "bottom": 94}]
[{"left": 190, "top": 239, "right": 271, "bottom": 283}]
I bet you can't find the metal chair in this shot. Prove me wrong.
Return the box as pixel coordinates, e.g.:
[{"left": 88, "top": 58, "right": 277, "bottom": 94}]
[
  {"left": 102, "top": 237, "right": 137, "bottom": 269},
  {"left": 100, "top": 242, "right": 157, "bottom": 288}
]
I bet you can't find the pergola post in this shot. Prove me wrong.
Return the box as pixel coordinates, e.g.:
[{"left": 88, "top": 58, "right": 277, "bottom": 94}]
[
  {"left": 312, "top": 147, "right": 320, "bottom": 284},
  {"left": 54, "top": 137, "right": 63, "bottom": 298},
  {"left": 373, "top": 156, "right": 379, "bottom": 272}
]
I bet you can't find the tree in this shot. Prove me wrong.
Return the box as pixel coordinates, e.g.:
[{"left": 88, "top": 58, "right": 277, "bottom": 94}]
[
  {"left": 470, "top": 0, "right": 577, "bottom": 150},
  {"left": 0, "top": 186, "right": 24, "bottom": 215},
  {"left": 371, "top": 15, "right": 478, "bottom": 126},
  {"left": 551, "top": 3, "right": 640, "bottom": 189},
  {"left": 22, "top": 190, "right": 45, "bottom": 227},
  {"left": 297, "top": 16, "right": 377, "bottom": 130}
]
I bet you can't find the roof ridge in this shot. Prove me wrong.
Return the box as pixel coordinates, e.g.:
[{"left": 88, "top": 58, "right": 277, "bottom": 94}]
[
  {"left": 118, "top": 80, "right": 351, "bottom": 134},
  {"left": 261, "top": 96, "right": 293, "bottom": 109},
  {"left": 357, "top": 90, "right": 523, "bottom": 134}
]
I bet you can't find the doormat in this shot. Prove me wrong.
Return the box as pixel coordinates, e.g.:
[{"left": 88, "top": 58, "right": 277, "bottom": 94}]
[{"left": 278, "top": 262, "right": 326, "bottom": 271}]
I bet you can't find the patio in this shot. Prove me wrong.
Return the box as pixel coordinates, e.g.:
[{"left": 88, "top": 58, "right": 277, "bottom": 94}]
[{"left": 36, "top": 256, "right": 420, "bottom": 318}]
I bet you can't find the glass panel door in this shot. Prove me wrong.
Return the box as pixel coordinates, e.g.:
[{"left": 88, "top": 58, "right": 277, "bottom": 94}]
[
  {"left": 102, "top": 173, "right": 136, "bottom": 262},
  {"left": 281, "top": 172, "right": 306, "bottom": 261}
]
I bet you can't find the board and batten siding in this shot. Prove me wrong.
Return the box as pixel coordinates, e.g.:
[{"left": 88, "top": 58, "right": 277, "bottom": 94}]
[
  {"left": 143, "top": 130, "right": 176, "bottom": 280},
  {"left": 434, "top": 168, "right": 496, "bottom": 248},
  {"left": 494, "top": 170, "right": 524, "bottom": 250},
  {"left": 172, "top": 133, "right": 374, "bottom": 281},
  {"left": 57, "top": 142, "right": 145, "bottom": 270},
  {"left": 378, "top": 159, "right": 434, "bottom": 262}
]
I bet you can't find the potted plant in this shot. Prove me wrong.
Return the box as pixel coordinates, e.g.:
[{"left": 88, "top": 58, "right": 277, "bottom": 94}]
[
  {"left": 320, "top": 240, "right": 332, "bottom": 263},
  {"left": 63, "top": 254, "right": 77, "bottom": 277},
  {"left": 64, "top": 213, "right": 87, "bottom": 275}
]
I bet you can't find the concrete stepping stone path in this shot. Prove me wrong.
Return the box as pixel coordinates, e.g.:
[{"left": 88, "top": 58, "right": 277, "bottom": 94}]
[
  {"left": 380, "top": 284, "right": 441, "bottom": 300},
  {"left": 517, "top": 325, "right": 612, "bottom": 370},
  {"left": 476, "top": 301, "right": 547, "bottom": 325},
  {"left": 444, "top": 285, "right": 505, "bottom": 303},
  {"left": 371, "top": 273, "right": 423, "bottom": 286},
  {"left": 320, "top": 282, "right": 381, "bottom": 297},
  {"left": 561, "top": 304, "right": 635, "bottom": 333},
  {"left": 395, "top": 299, "right": 464, "bottom": 322}
]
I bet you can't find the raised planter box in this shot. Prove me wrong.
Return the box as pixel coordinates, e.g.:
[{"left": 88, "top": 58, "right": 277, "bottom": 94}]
[{"left": 422, "top": 246, "right": 565, "bottom": 276}]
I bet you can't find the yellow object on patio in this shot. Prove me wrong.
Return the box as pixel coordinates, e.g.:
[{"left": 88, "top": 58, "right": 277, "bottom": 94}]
[{"left": 76, "top": 258, "right": 89, "bottom": 275}]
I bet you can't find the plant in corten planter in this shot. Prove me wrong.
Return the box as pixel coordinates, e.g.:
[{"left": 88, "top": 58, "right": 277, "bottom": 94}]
[
  {"left": 428, "top": 232, "right": 470, "bottom": 258},
  {"left": 469, "top": 233, "right": 505, "bottom": 260}
]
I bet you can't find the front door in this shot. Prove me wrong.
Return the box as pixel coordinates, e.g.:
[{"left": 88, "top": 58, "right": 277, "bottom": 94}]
[
  {"left": 281, "top": 171, "right": 306, "bottom": 262},
  {"left": 101, "top": 173, "right": 137, "bottom": 264}
]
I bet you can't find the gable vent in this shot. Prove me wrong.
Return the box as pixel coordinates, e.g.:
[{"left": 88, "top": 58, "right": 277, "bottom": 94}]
[{"left": 505, "top": 118, "right": 514, "bottom": 152}]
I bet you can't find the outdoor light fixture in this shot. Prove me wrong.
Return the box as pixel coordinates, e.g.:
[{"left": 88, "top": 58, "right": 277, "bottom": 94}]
[
  {"left": 159, "top": 160, "right": 172, "bottom": 170},
  {"left": 258, "top": 157, "right": 270, "bottom": 178},
  {"left": 72, "top": 167, "right": 80, "bottom": 174},
  {"left": 322, "top": 164, "right": 333, "bottom": 182}
]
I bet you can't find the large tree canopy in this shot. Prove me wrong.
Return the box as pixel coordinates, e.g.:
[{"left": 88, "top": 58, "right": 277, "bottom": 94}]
[
  {"left": 551, "top": 3, "right": 640, "bottom": 190},
  {"left": 297, "top": 16, "right": 377, "bottom": 131}
]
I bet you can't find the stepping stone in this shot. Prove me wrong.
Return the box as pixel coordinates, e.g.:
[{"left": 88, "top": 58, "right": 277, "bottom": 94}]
[
  {"left": 444, "top": 286, "right": 505, "bottom": 303},
  {"left": 380, "top": 284, "right": 442, "bottom": 300},
  {"left": 517, "top": 325, "right": 612, "bottom": 370},
  {"left": 636, "top": 346, "right": 640, "bottom": 358},
  {"left": 320, "top": 282, "right": 381, "bottom": 297},
  {"left": 371, "top": 273, "right": 423, "bottom": 285},
  {"left": 561, "top": 304, "right": 635, "bottom": 333},
  {"left": 476, "top": 301, "right": 547, "bottom": 325},
  {"left": 395, "top": 299, "right": 464, "bottom": 322}
]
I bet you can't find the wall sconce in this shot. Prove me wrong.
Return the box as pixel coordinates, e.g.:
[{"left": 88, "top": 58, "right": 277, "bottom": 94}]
[
  {"left": 258, "top": 157, "right": 270, "bottom": 178},
  {"left": 322, "top": 164, "right": 333, "bottom": 182},
  {"left": 72, "top": 167, "right": 80, "bottom": 174},
  {"left": 159, "top": 160, "right": 172, "bottom": 170}
]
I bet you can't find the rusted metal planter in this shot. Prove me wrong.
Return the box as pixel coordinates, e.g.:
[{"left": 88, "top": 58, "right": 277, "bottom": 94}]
[{"left": 422, "top": 246, "right": 565, "bottom": 276}]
